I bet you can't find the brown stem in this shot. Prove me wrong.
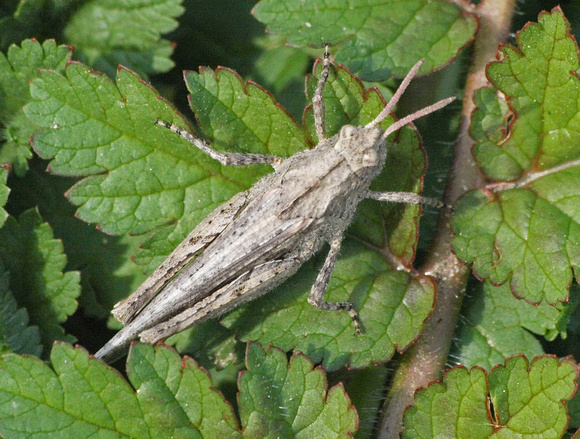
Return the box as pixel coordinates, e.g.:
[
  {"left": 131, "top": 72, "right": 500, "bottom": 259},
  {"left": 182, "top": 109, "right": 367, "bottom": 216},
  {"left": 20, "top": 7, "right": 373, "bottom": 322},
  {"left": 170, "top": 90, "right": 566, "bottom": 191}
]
[{"left": 376, "top": 0, "right": 517, "bottom": 437}]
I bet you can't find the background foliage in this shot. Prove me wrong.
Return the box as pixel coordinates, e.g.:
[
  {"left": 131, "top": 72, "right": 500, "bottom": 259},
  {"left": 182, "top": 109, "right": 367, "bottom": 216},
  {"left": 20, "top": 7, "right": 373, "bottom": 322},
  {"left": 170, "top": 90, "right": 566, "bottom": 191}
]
[{"left": 1, "top": 0, "right": 580, "bottom": 438}]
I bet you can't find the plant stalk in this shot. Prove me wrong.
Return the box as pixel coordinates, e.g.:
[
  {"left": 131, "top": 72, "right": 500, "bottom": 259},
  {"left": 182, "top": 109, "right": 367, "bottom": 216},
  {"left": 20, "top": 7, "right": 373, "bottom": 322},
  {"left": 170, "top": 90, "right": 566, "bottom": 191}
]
[{"left": 376, "top": 0, "right": 517, "bottom": 437}]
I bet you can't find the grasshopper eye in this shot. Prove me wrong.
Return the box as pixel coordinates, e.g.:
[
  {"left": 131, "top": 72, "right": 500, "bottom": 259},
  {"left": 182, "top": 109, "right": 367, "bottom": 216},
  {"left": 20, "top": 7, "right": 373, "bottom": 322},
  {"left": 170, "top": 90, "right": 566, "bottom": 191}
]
[
  {"left": 339, "top": 125, "right": 356, "bottom": 138},
  {"left": 362, "top": 149, "right": 379, "bottom": 167}
]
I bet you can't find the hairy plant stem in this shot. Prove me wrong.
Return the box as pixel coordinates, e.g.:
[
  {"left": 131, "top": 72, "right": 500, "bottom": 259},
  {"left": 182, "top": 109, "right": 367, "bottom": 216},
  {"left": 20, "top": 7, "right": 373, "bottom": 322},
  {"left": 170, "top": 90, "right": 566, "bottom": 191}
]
[{"left": 376, "top": 0, "right": 517, "bottom": 437}]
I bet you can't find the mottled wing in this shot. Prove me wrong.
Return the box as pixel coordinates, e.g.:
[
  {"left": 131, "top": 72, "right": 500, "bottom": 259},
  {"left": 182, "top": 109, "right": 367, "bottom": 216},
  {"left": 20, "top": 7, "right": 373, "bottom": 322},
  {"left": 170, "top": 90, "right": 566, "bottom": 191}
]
[{"left": 112, "top": 190, "right": 249, "bottom": 324}]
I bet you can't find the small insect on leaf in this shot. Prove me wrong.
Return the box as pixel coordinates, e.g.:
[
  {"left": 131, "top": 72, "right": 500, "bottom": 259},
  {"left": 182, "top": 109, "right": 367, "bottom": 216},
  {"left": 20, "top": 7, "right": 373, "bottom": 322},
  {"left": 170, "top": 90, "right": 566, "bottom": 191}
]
[{"left": 94, "top": 46, "right": 455, "bottom": 363}]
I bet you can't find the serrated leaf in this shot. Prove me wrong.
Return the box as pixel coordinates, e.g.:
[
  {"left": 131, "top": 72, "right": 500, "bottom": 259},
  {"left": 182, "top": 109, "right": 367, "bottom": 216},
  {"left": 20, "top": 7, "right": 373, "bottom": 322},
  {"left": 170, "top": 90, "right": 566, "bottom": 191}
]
[
  {"left": 489, "top": 356, "right": 579, "bottom": 437},
  {"left": 0, "top": 209, "right": 80, "bottom": 350},
  {"left": 454, "top": 281, "right": 563, "bottom": 370},
  {"left": 404, "top": 356, "right": 579, "bottom": 438},
  {"left": 0, "top": 343, "right": 240, "bottom": 438},
  {"left": 453, "top": 188, "right": 580, "bottom": 304},
  {"left": 0, "top": 165, "right": 8, "bottom": 227},
  {"left": 24, "top": 63, "right": 259, "bottom": 251},
  {"left": 6, "top": 164, "right": 149, "bottom": 320},
  {"left": 64, "top": 0, "right": 185, "bottom": 78},
  {"left": 239, "top": 342, "right": 358, "bottom": 438},
  {"left": 0, "top": 264, "right": 42, "bottom": 356},
  {"left": 222, "top": 240, "right": 436, "bottom": 371},
  {"left": 0, "top": 39, "right": 72, "bottom": 175},
  {"left": 0, "top": 341, "right": 357, "bottom": 438},
  {"left": 403, "top": 366, "right": 493, "bottom": 438},
  {"left": 253, "top": 0, "right": 477, "bottom": 81},
  {"left": 127, "top": 344, "right": 241, "bottom": 438},
  {"left": 474, "top": 9, "right": 580, "bottom": 180},
  {"left": 453, "top": 9, "right": 580, "bottom": 305},
  {"left": 185, "top": 66, "right": 309, "bottom": 156}
]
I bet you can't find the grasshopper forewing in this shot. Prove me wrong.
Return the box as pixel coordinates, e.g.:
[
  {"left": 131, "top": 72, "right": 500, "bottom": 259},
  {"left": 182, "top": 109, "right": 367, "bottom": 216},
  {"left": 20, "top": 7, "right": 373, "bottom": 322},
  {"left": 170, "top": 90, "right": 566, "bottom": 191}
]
[{"left": 95, "top": 48, "right": 454, "bottom": 363}]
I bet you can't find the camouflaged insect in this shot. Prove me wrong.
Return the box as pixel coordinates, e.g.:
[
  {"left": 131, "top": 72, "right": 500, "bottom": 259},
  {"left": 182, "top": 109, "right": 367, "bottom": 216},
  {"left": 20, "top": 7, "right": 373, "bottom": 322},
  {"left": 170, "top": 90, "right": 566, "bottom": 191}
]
[{"left": 95, "top": 48, "right": 454, "bottom": 363}]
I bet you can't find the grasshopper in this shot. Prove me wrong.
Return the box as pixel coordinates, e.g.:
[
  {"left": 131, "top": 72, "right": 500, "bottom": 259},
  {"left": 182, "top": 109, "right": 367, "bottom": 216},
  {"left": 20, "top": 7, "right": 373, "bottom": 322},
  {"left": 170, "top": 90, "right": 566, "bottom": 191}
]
[{"left": 95, "top": 47, "right": 454, "bottom": 363}]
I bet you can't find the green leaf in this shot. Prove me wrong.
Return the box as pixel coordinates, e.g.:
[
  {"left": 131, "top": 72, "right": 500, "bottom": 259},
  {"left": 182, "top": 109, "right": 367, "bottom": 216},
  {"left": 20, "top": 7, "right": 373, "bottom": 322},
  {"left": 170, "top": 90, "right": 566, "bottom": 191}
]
[
  {"left": 489, "top": 356, "right": 579, "bottom": 437},
  {"left": 0, "top": 165, "right": 8, "bottom": 227},
  {"left": 25, "top": 63, "right": 248, "bottom": 243},
  {"left": 64, "top": 0, "right": 185, "bottom": 78},
  {"left": 0, "top": 341, "right": 357, "bottom": 437},
  {"left": 0, "top": 209, "right": 80, "bottom": 350},
  {"left": 127, "top": 344, "right": 240, "bottom": 438},
  {"left": 185, "top": 66, "right": 309, "bottom": 156},
  {"left": 453, "top": 9, "right": 580, "bottom": 305},
  {"left": 253, "top": 0, "right": 477, "bottom": 81},
  {"left": 0, "top": 0, "right": 48, "bottom": 49},
  {"left": 454, "top": 281, "right": 563, "bottom": 370},
  {"left": 222, "top": 240, "right": 436, "bottom": 371},
  {"left": 474, "top": 9, "right": 580, "bottom": 180},
  {"left": 6, "top": 164, "right": 149, "bottom": 321},
  {"left": 0, "top": 343, "right": 239, "bottom": 438},
  {"left": 0, "top": 39, "right": 72, "bottom": 175},
  {"left": 403, "top": 366, "right": 493, "bottom": 438},
  {"left": 404, "top": 356, "right": 579, "bottom": 438},
  {"left": 254, "top": 41, "right": 310, "bottom": 94},
  {"left": 239, "top": 342, "right": 358, "bottom": 438},
  {"left": 0, "top": 263, "right": 42, "bottom": 357}
]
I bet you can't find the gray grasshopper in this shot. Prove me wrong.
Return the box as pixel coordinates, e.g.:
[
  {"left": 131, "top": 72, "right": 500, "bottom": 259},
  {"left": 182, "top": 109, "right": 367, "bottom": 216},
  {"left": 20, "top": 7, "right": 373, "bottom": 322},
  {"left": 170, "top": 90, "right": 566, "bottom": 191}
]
[{"left": 95, "top": 48, "right": 454, "bottom": 363}]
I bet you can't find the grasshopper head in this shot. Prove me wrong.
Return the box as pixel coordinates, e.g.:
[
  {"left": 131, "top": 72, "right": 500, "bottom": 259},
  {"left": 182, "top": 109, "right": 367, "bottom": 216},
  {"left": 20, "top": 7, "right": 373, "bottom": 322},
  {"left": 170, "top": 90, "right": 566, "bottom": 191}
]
[{"left": 334, "top": 124, "right": 386, "bottom": 179}]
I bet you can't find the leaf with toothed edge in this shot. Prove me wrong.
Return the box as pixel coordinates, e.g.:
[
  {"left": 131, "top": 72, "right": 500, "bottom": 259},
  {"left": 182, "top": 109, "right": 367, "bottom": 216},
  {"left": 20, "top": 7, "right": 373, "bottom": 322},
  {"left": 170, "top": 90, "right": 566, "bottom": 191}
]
[
  {"left": 239, "top": 342, "right": 358, "bottom": 437},
  {"left": 24, "top": 62, "right": 277, "bottom": 255},
  {"left": 453, "top": 281, "right": 565, "bottom": 371},
  {"left": 403, "top": 355, "right": 579, "bottom": 438},
  {"left": 0, "top": 341, "right": 357, "bottom": 438},
  {"left": 0, "top": 39, "right": 72, "bottom": 176},
  {"left": 220, "top": 240, "right": 436, "bottom": 371},
  {"left": 185, "top": 66, "right": 310, "bottom": 156},
  {"left": 0, "top": 209, "right": 79, "bottom": 353},
  {"left": 252, "top": 0, "right": 478, "bottom": 81},
  {"left": 63, "top": 0, "right": 185, "bottom": 78},
  {"left": 453, "top": 8, "right": 580, "bottom": 305}
]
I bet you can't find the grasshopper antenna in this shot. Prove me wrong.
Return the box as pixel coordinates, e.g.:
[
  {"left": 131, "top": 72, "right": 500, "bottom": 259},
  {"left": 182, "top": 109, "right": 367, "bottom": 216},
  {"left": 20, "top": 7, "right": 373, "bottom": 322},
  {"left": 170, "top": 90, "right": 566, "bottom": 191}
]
[{"left": 364, "top": 59, "right": 456, "bottom": 140}]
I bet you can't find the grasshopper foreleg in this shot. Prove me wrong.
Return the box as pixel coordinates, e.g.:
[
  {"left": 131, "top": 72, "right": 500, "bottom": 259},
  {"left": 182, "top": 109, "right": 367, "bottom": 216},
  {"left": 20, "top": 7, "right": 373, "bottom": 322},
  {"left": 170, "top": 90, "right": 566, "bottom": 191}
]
[{"left": 155, "top": 120, "right": 281, "bottom": 167}]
